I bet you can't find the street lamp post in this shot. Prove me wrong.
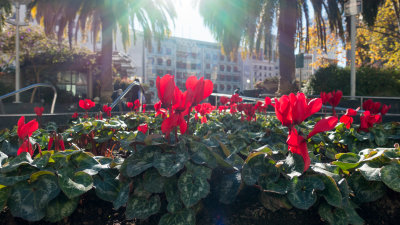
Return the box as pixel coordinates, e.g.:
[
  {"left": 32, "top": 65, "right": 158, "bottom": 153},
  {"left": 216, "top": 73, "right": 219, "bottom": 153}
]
[{"left": 7, "top": 0, "right": 30, "bottom": 103}]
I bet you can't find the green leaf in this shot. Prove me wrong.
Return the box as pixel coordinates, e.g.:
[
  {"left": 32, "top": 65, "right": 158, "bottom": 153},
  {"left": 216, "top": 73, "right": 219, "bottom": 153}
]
[
  {"left": 348, "top": 173, "right": 385, "bottom": 203},
  {"left": 45, "top": 193, "right": 79, "bottom": 223},
  {"left": 154, "top": 150, "right": 189, "bottom": 177},
  {"left": 120, "top": 147, "right": 160, "bottom": 177},
  {"left": 333, "top": 153, "right": 360, "bottom": 171},
  {"left": 8, "top": 174, "right": 60, "bottom": 221},
  {"left": 93, "top": 169, "right": 120, "bottom": 202},
  {"left": 358, "top": 163, "right": 381, "bottom": 181},
  {"left": 319, "top": 175, "right": 342, "bottom": 208},
  {"left": 260, "top": 192, "right": 292, "bottom": 212},
  {"left": 143, "top": 169, "right": 166, "bottom": 193},
  {"left": 0, "top": 186, "right": 10, "bottom": 210},
  {"left": 0, "top": 152, "right": 33, "bottom": 173},
  {"left": 159, "top": 209, "right": 196, "bottom": 225},
  {"left": 32, "top": 152, "right": 51, "bottom": 169},
  {"left": 69, "top": 151, "right": 103, "bottom": 175},
  {"left": 281, "top": 153, "right": 304, "bottom": 178},
  {"left": 113, "top": 181, "right": 130, "bottom": 210},
  {"left": 287, "top": 176, "right": 324, "bottom": 210},
  {"left": 58, "top": 169, "right": 93, "bottom": 199},
  {"left": 0, "top": 166, "right": 36, "bottom": 186},
  {"left": 185, "top": 162, "right": 212, "bottom": 180},
  {"left": 30, "top": 171, "right": 56, "bottom": 182},
  {"left": 189, "top": 142, "right": 217, "bottom": 169},
  {"left": 380, "top": 164, "right": 400, "bottom": 192},
  {"left": 125, "top": 195, "right": 161, "bottom": 220},
  {"left": 217, "top": 172, "right": 241, "bottom": 204},
  {"left": 242, "top": 154, "right": 279, "bottom": 187},
  {"left": 318, "top": 203, "right": 348, "bottom": 225},
  {"left": 0, "top": 151, "right": 8, "bottom": 166},
  {"left": 164, "top": 177, "right": 183, "bottom": 213},
  {"left": 372, "top": 128, "right": 388, "bottom": 146},
  {"left": 178, "top": 171, "right": 210, "bottom": 208}
]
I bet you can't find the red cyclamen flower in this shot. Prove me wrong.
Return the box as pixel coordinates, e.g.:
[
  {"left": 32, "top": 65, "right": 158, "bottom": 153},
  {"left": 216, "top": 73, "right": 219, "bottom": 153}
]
[
  {"left": 287, "top": 116, "right": 338, "bottom": 171},
  {"left": 102, "top": 105, "right": 112, "bottom": 117},
  {"left": 186, "top": 76, "right": 214, "bottom": 106},
  {"left": 72, "top": 112, "right": 79, "bottom": 118},
  {"left": 220, "top": 96, "right": 230, "bottom": 105},
  {"left": 156, "top": 74, "right": 176, "bottom": 108},
  {"left": 339, "top": 108, "right": 358, "bottom": 129},
  {"left": 360, "top": 111, "right": 381, "bottom": 132},
  {"left": 34, "top": 107, "right": 44, "bottom": 116},
  {"left": 134, "top": 99, "right": 141, "bottom": 111},
  {"left": 230, "top": 94, "right": 242, "bottom": 104},
  {"left": 138, "top": 123, "right": 148, "bottom": 134},
  {"left": 194, "top": 103, "right": 216, "bottom": 123},
  {"left": 126, "top": 102, "right": 134, "bottom": 109},
  {"left": 79, "top": 99, "right": 95, "bottom": 111},
  {"left": 17, "top": 116, "right": 39, "bottom": 156},
  {"left": 143, "top": 104, "right": 146, "bottom": 113}
]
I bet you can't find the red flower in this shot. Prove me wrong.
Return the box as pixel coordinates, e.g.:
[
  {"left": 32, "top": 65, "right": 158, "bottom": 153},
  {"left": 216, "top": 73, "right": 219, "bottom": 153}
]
[
  {"left": 230, "top": 94, "right": 242, "bottom": 104},
  {"left": 126, "top": 102, "right": 134, "bottom": 109},
  {"left": 360, "top": 111, "right": 381, "bottom": 132},
  {"left": 138, "top": 123, "right": 148, "bottom": 134},
  {"left": 102, "top": 105, "right": 112, "bottom": 117},
  {"left": 134, "top": 99, "right": 141, "bottom": 111},
  {"left": 381, "top": 104, "right": 391, "bottom": 115},
  {"left": 154, "top": 100, "right": 167, "bottom": 118},
  {"left": 34, "top": 107, "right": 44, "bottom": 116},
  {"left": 307, "top": 116, "right": 338, "bottom": 139},
  {"left": 194, "top": 103, "right": 216, "bottom": 123},
  {"left": 287, "top": 116, "right": 338, "bottom": 172},
  {"left": 72, "top": 112, "right": 79, "bottom": 118},
  {"left": 328, "top": 90, "right": 342, "bottom": 107},
  {"left": 185, "top": 76, "right": 214, "bottom": 106},
  {"left": 17, "top": 116, "right": 38, "bottom": 156},
  {"left": 265, "top": 97, "right": 272, "bottom": 106},
  {"left": 274, "top": 93, "right": 322, "bottom": 128},
  {"left": 161, "top": 87, "right": 191, "bottom": 137},
  {"left": 220, "top": 96, "right": 230, "bottom": 105},
  {"left": 241, "top": 103, "right": 256, "bottom": 121},
  {"left": 156, "top": 74, "right": 176, "bottom": 108},
  {"left": 320, "top": 92, "right": 330, "bottom": 105},
  {"left": 218, "top": 106, "right": 228, "bottom": 113},
  {"left": 143, "top": 104, "right": 147, "bottom": 113},
  {"left": 48, "top": 134, "right": 66, "bottom": 151},
  {"left": 154, "top": 101, "right": 162, "bottom": 112},
  {"left": 339, "top": 108, "right": 358, "bottom": 129},
  {"left": 17, "top": 116, "right": 38, "bottom": 140},
  {"left": 79, "top": 99, "right": 95, "bottom": 111},
  {"left": 230, "top": 103, "right": 238, "bottom": 114}
]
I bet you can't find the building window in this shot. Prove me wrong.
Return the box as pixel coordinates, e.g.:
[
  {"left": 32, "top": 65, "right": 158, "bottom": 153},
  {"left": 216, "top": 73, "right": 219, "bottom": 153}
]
[
  {"left": 220, "top": 65, "right": 225, "bottom": 71},
  {"left": 269, "top": 67, "right": 272, "bottom": 71},
  {"left": 191, "top": 63, "right": 197, "bottom": 70},
  {"left": 205, "top": 73, "right": 211, "bottom": 79},
  {"left": 166, "top": 48, "right": 172, "bottom": 55},
  {"left": 213, "top": 54, "right": 218, "bottom": 60},
  {"left": 167, "top": 59, "right": 172, "bottom": 66},
  {"left": 227, "top": 85, "right": 232, "bottom": 91},
  {"left": 177, "top": 72, "right": 182, "bottom": 79},
  {"left": 167, "top": 70, "right": 172, "bottom": 75},
  {"left": 157, "top": 47, "right": 163, "bottom": 54},
  {"left": 227, "top": 65, "right": 231, "bottom": 72},
  {"left": 220, "top": 55, "right": 225, "bottom": 61},
  {"left": 157, "top": 69, "right": 164, "bottom": 76},
  {"left": 157, "top": 58, "right": 163, "bottom": 65},
  {"left": 234, "top": 66, "right": 238, "bottom": 72},
  {"left": 259, "top": 66, "right": 262, "bottom": 70},
  {"left": 206, "top": 63, "right": 211, "bottom": 69},
  {"left": 219, "top": 84, "right": 225, "bottom": 91},
  {"left": 206, "top": 53, "right": 211, "bottom": 60}
]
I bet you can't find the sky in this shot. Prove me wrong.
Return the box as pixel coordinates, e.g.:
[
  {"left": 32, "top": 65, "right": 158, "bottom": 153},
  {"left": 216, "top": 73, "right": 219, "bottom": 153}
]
[{"left": 170, "top": 0, "right": 217, "bottom": 43}]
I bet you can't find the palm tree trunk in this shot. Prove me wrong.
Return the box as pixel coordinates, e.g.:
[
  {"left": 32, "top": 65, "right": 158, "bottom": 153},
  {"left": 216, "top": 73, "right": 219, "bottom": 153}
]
[
  {"left": 99, "top": 11, "right": 114, "bottom": 103},
  {"left": 277, "top": 0, "right": 298, "bottom": 94}
]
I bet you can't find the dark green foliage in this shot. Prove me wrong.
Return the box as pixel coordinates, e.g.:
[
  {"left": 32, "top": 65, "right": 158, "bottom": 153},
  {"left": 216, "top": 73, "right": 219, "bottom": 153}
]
[
  {"left": 0, "top": 111, "right": 399, "bottom": 225},
  {"left": 307, "top": 65, "right": 400, "bottom": 96}
]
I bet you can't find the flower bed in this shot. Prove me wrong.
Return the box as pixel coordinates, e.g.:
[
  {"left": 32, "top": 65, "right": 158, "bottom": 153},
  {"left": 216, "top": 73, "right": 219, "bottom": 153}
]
[{"left": 0, "top": 75, "right": 399, "bottom": 225}]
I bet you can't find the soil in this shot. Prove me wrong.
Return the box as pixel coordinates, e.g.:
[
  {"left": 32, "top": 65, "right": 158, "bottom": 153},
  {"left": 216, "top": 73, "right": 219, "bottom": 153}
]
[{"left": 1, "top": 188, "right": 399, "bottom": 225}]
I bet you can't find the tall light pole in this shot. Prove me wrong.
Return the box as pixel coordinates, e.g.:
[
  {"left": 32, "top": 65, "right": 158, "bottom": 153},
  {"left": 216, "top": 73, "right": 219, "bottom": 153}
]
[
  {"left": 6, "top": 0, "right": 30, "bottom": 103},
  {"left": 345, "top": 0, "right": 362, "bottom": 99}
]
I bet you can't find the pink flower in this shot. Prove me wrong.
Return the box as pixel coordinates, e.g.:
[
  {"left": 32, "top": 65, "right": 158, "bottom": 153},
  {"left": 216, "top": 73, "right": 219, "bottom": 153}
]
[
  {"left": 72, "top": 112, "right": 79, "bottom": 118},
  {"left": 102, "top": 105, "right": 112, "bottom": 117},
  {"left": 339, "top": 108, "right": 358, "bottom": 129},
  {"left": 126, "top": 102, "right": 133, "bottom": 109}
]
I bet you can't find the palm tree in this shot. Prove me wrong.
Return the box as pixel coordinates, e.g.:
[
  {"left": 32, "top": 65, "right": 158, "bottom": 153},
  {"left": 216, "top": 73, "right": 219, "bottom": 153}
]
[
  {"left": 30, "top": 0, "right": 176, "bottom": 102},
  {"left": 198, "top": 0, "right": 384, "bottom": 94}
]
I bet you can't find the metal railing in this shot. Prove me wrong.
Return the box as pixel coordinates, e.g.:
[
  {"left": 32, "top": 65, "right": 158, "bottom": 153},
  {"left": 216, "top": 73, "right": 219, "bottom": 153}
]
[
  {"left": 0, "top": 83, "right": 57, "bottom": 114},
  {"left": 110, "top": 81, "right": 144, "bottom": 111},
  {"left": 211, "top": 93, "right": 400, "bottom": 116}
]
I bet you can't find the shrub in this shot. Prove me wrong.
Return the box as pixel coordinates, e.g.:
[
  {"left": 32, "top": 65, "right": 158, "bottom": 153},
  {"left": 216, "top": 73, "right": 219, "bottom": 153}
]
[{"left": 307, "top": 65, "right": 400, "bottom": 96}]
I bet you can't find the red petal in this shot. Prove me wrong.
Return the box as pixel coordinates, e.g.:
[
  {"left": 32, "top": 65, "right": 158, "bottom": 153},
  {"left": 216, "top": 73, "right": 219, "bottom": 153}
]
[
  {"left": 307, "top": 116, "right": 338, "bottom": 139},
  {"left": 178, "top": 116, "right": 187, "bottom": 134},
  {"left": 203, "top": 79, "right": 214, "bottom": 99},
  {"left": 306, "top": 98, "right": 322, "bottom": 118},
  {"left": 185, "top": 76, "right": 198, "bottom": 90},
  {"left": 17, "top": 140, "right": 29, "bottom": 156},
  {"left": 17, "top": 116, "right": 25, "bottom": 139},
  {"left": 265, "top": 97, "right": 271, "bottom": 106}
]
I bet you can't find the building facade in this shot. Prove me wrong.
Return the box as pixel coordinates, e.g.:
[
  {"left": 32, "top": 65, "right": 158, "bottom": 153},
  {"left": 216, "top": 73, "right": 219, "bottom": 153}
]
[{"left": 125, "top": 35, "right": 243, "bottom": 102}]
